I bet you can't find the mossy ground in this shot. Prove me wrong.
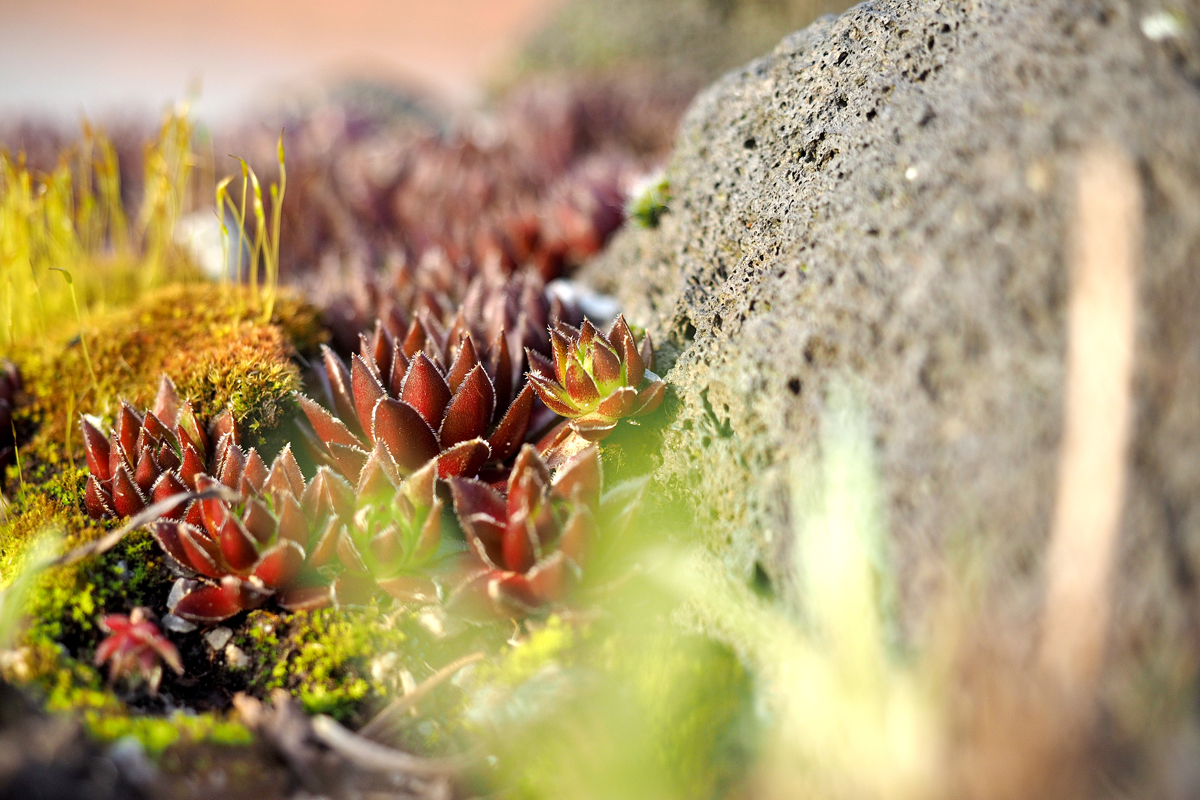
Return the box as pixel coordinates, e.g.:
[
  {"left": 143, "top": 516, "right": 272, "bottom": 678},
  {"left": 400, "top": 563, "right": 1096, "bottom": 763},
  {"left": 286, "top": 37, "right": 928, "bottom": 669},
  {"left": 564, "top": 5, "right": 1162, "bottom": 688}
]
[{"left": 0, "top": 280, "right": 332, "bottom": 757}]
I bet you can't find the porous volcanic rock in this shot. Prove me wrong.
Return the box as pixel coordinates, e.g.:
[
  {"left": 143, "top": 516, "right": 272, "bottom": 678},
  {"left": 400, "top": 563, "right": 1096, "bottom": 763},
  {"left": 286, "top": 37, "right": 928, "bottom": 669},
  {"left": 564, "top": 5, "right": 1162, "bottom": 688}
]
[{"left": 585, "top": 0, "right": 1200, "bottom": 663}]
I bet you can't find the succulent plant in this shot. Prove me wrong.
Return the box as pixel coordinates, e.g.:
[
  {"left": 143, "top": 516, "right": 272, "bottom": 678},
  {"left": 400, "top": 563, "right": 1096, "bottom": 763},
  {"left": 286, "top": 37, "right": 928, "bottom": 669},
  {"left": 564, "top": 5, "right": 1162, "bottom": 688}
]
[
  {"left": 299, "top": 315, "right": 538, "bottom": 484},
  {"left": 315, "top": 453, "right": 445, "bottom": 607},
  {"left": 82, "top": 375, "right": 243, "bottom": 521},
  {"left": 149, "top": 444, "right": 356, "bottom": 624},
  {"left": 528, "top": 315, "right": 665, "bottom": 441},
  {"left": 446, "top": 444, "right": 602, "bottom": 618},
  {"left": 94, "top": 607, "right": 183, "bottom": 693}
]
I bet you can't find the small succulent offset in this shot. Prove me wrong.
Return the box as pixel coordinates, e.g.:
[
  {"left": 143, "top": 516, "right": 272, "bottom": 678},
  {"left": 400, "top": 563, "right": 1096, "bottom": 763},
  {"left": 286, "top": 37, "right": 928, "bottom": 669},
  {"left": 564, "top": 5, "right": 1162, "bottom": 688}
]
[
  {"left": 94, "top": 607, "right": 183, "bottom": 694},
  {"left": 447, "top": 445, "right": 602, "bottom": 618},
  {"left": 319, "top": 454, "right": 444, "bottom": 608},
  {"left": 529, "top": 316, "right": 665, "bottom": 441}
]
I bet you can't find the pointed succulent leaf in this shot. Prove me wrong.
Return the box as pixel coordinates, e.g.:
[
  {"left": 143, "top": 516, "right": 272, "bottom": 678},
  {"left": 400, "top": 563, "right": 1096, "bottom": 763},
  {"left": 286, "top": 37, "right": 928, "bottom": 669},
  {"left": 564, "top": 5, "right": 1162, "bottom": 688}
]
[
  {"left": 218, "top": 515, "right": 259, "bottom": 573},
  {"left": 81, "top": 417, "right": 112, "bottom": 482},
  {"left": 401, "top": 352, "right": 452, "bottom": 431},
  {"left": 388, "top": 347, "right": 409, "bottom": 398},
  {"left": 436, "top": 438, "right": 490, "bottom": 479},
  {"left": 297, "top": 394, "right": 362, "bottom": 450},
  {"left": 176, "top": 403, "right": 205, "bottom": 460},
  {"left": 596, "top": 387, "right": 637, "bottom": 419},
  {"left": 610, "top": 315, "right": 646, "bottom": 387},
  {"left": 351, "top": 354, "right": 387, "bottom": 437},
  {"left": 446, "top": 335, "right": 480, "bottom": 394},
  {"left": 151, "top": 471, "right": 189, "bottom": 517},
  {"left": 372, "top": 398, "right": 440, "bottom": 473},
  {"left": 170, "top": 581, "right": 247, "bottom": 624},
  {"left": 115, "top": 403, "right": 143, "bottom": 459},
  {"left": 439, "top": 365, "right": 495, "bottom": 447},
  {"left": 218, "top": 441, "right": 246, "bottom": 490},
  {"left": 568, "top": 415, "right": 619, "bottom": 442},
  {"left": 339, "top": 528, "right": 372, "bottom": 575},
  {"left": 152, "top": 375, "right": 181, "bottom": 427},
  {"left": 564, "top": 360, "right": 600, "bottom": 407},
  {"left": 527, "top": 372, "right": 578, "bottom": 417},
  {"left": 630, "top": 381, "right": 665, "bottom": 417},
  {"left": 321, "top": 345, "right": 360, "bottom": 431},
  {"left": 639, "top": 329, "right": 655, "bottom": 374},
  {"left": 85, "top": 475, "right": 115, "bottom": 519},
  {"left": 357, "top": 443, "right": 402, "bottom": 502},
  {"left": 526, "top": 347, "right": 556, "bottom": 379},
  {"left": 550, "top": 329, "right": 572, "bottom": 387},
  {"left": 180, "top": 443, "right": 205, "bottom": 490},
  {"left": 177, "top": 524, "right": 224, "bottom": 580},
  {"left": 487, "top": 383, "right": 535, "bottom": 463},
  {"left": 253, "top": 540, "right": 305, "bottom": 589},
  {"left": 450, "top": 478, "right": 506, "bottom": 568},
  {"left": 328, "top": 442, "right": 368, "bottom": 483},
  {"left": 308, "top": 518, "right": 343, "bottom": 569},
  {"left": 275, "top": 493, "right": 309, "bottom": 547},
  {"left": 149, "top": 521, "right": 195, "bottom": 573},
  {"left": 132, "top": 445, "right": 161, "bottom": 494},
  {"left": 242, "top": 449, "right": 269, "bottom": 495},
  {"left": 589, "top": 340, "right": 623, "bottom": 392},
  {"left": 502, "top": 518, "right": 538, "bottom": 574},
  {"left": 243, "top": 499, "right": 277, "bottom": 544},
  {"left": 111, "top": 463, "right": 147, "bottom": 517},
  {"left": 266, "top": 444, "right": 306, "bottom": 498}
]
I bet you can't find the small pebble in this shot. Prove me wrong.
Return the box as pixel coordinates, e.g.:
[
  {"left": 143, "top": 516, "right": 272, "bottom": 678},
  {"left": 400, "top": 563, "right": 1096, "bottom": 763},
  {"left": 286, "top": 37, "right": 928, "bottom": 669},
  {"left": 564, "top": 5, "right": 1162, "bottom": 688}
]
[
  {"left": 225, "top": 644, "right": 251, "bottom": 669},
  {"left": 162, "top": 614, "right": 196, "bottom": 634},
  {"left": 204, "top": 627, "right": 233, "bottom": 651}
]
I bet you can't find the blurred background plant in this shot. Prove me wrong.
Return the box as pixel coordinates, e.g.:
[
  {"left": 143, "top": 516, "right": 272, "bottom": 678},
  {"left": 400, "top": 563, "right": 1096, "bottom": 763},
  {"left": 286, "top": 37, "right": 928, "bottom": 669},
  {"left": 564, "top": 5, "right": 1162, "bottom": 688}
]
[{"left": 0, "top": 106, "right": 199, "bottom": 351}]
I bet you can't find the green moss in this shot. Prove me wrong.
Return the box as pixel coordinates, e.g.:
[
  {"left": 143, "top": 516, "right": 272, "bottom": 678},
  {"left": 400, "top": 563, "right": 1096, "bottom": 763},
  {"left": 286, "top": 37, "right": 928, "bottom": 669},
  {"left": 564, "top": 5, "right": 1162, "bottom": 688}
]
[
  {"left": 11, "top": 282, "right": 324, "bottom": 474},
  {"left": 239, "top": 607, "right": 412, "bottom": 721},
  {"left": 84, "top": 711, "right": 253, "bottom": 755}
]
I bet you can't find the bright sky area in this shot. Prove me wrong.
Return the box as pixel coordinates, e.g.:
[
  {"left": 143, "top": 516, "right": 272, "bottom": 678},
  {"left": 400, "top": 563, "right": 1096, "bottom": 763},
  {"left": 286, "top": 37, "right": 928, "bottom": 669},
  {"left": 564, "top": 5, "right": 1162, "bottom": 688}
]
[{"left": 0, "top": 0, "right": 562, "bottom": 123}]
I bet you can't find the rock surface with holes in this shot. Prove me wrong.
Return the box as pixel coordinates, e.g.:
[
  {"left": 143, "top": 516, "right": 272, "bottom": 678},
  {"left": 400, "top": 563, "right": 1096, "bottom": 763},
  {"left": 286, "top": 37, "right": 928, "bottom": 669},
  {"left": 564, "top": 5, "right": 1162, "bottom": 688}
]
[{"left": 584, "top": 0, "right": 1200, "bottom": 662}]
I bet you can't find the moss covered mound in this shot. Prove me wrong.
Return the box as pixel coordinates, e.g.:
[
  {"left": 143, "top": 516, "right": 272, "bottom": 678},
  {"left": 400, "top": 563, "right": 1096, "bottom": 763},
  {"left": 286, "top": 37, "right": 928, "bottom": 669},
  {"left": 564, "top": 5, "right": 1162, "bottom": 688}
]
[{"left": 10, "top": 282, "right": 324, "bottom": 472}]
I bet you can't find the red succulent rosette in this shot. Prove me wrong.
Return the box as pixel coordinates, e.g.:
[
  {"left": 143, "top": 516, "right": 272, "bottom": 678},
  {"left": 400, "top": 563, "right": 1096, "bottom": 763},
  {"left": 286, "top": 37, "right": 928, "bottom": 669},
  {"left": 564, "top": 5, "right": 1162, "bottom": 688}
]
[
  {"left": 527, "top": 315, "right": 664, "bottom": 441},
  {"left": 446, "top": 444, "right": 602, "bottom": 618},
  {"left": 299, "top": 316, "right": 537, "bottom": 484},
  {"left": 82, "top": 375, "right": 243, "bottom": 521},
  {"left": 94, "top": 607, "right": 183, "bottom": 693},
  {"left": 150, "top": 445, "right": 350, "bottom": 625}
]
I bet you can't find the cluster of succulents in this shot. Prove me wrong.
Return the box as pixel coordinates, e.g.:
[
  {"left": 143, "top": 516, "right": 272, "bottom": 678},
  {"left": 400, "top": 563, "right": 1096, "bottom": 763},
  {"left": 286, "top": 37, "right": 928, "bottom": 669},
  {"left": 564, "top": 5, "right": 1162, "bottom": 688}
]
[
  {"left": 220, "top": 73, "right": 691, "bottom": 309},
  {"left": 80, "top": 311, "right": 661, "bottom": 631}
]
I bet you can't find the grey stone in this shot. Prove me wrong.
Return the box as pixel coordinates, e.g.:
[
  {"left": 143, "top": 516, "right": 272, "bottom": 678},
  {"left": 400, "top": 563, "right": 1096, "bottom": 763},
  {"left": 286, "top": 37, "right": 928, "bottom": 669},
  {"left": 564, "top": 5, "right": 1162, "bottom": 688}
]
[{"left": 584, "top": 0, "right": 1200, "bottom": 668}]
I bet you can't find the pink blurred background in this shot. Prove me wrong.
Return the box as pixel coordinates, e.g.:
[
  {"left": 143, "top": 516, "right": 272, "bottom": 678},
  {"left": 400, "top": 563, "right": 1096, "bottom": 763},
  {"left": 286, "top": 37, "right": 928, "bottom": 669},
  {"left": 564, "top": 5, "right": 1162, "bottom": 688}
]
[{"left": 0, "top": 0, "right": 562, "bottom": 122}]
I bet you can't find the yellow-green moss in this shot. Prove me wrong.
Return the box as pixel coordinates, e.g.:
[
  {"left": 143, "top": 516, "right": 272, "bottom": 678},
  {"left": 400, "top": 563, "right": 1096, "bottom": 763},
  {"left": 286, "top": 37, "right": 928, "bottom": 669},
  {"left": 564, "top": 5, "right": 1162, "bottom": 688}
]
[
  {"left": 11, "top": 282, "right": 324, "bottom": 470},
  {"left": 240, "top": 607, "right": 412, "bottom": 720},
  {"left": 84, "top": 710, "right": 253, "bottom": 755}
]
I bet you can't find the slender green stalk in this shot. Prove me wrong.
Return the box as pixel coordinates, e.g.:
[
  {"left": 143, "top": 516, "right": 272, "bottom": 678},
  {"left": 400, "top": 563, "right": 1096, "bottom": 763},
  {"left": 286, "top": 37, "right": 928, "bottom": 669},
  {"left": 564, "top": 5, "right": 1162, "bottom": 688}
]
[{"left": 49, "top": 267, "right": 97, "bottom": 391}]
